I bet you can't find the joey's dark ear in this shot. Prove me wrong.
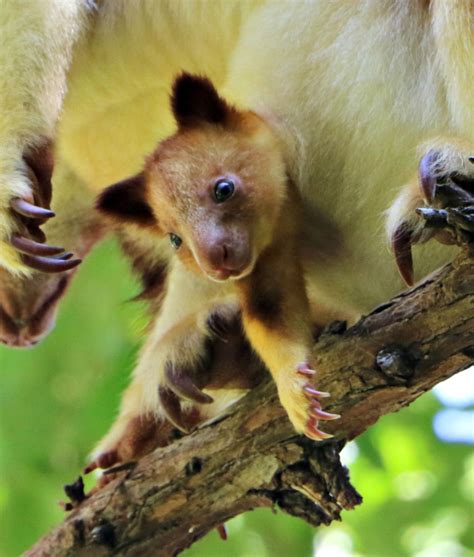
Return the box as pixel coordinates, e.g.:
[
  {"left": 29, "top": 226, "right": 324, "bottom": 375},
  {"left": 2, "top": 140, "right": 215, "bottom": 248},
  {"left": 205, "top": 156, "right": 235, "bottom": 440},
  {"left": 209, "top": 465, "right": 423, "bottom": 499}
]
[
  {"left": 96, "top": 173, "right": 156, "bottom": 226},
  {"left": 171, "top": 73, "right": 235, "bottom": 128}
]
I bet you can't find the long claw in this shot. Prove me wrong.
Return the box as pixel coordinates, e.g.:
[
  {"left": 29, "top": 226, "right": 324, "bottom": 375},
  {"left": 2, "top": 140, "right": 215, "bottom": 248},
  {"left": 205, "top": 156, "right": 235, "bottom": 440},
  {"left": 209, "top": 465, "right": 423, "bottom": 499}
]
[
  {"left": 419, "top": 150, "right": 438, "bottom": 203},
  {"left": 308, "top": 407, "right": 340, "bottom": 421},
  {"left": 84, "top": 450, "right": 119, "bottom": 474},
  {"left": 297, "top": 363, "right": 316, "bottom": 377},
  {"left": 10, "top": 198, "right": 55, "bottom": 219},
  {"left": 158, "top": 387, "right": 190, "bottom": 433},
  {"left": 306, "top": 426, "right": 334, "bottom": 441},
  {"left": 303, "top": 385, "right": 330, "bottom": 398},
  {"left": 10, "top": 235, "right": 64, "bottom": 256},
  {"left": 416, "top": 207, "right": 449, "bottom": 228},
  {"left": 21, "top": 254, "right": 81, "bottom": 273},
  {"left": 392, "top": 223, "right": 414, "bottom": 286},
  {"left": 164, "top": 363, "right": 213, "bottom": 404},
  {"left": 306, "top": 419, "right": 334, "bottom": 441}
]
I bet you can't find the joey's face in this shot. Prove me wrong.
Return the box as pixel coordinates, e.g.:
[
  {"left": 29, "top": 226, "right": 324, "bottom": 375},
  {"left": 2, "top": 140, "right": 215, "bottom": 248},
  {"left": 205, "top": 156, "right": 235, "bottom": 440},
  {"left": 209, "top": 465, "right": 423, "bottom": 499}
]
[
  {"left": 146, "top": 125, "right": 286, "bottom": 282},
  {"left": 97, "top": 73, "right": 288, "bottom": 284}
]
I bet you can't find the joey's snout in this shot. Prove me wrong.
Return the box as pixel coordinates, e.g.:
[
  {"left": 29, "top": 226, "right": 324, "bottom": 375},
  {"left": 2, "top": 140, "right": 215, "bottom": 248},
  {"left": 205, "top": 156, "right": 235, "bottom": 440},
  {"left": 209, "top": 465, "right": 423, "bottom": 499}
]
[
  {"left": 195, "top": 230, "right": 253, "bottom": 281},
  {"left": 206, "top": 242, "right": 251, "bottom": 279}
]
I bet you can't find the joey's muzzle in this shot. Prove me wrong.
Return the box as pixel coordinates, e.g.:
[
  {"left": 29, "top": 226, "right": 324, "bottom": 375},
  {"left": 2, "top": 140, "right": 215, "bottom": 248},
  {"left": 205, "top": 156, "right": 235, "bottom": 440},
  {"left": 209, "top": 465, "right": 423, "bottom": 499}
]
[{"left": 196, "top": 236, "right": 253, "bottom": 281}]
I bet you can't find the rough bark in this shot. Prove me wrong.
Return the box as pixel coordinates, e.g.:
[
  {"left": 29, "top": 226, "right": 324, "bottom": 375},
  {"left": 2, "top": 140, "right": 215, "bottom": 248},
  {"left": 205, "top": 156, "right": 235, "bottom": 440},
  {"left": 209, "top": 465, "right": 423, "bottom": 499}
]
[{"left": 25, "top": 247, "right": 473, "bottom": 557}]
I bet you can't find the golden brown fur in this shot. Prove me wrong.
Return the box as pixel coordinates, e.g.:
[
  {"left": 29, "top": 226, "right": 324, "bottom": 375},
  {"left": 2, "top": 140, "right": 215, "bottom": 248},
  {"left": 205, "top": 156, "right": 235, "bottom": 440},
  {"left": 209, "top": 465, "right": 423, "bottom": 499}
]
[{"left": 96, "top": 74, "right": 330, "bottom": 451}]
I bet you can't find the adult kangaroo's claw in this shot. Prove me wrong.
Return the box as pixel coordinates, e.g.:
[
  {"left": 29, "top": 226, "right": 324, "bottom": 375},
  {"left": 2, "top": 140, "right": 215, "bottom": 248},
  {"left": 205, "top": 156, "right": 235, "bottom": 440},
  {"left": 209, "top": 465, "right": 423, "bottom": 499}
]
[
  {"left": 392, "top": 223, "right": 414, "bottom": 286},
  {"left": 21, "top": 253, "right": 82, "bottom": 273},
  {"left": 419, "top": 150, "right": 439, "bottom": 203},
  {"left": 10, "top": 234, "right": 64, "bottom": 256},
  {"left": 10, "top": 198, "right": 55, "bottom": 219}
]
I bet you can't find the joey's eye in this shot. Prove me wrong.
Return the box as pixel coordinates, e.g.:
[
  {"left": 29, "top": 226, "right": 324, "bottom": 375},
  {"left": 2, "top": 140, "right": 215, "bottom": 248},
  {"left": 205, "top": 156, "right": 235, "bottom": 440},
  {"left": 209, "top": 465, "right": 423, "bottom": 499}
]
[
  {"left": 214, "top": 178, "right": 235, "bottom": 203},
  {"left": 169, "top": 233, "right": 182, "bottom": 249}
]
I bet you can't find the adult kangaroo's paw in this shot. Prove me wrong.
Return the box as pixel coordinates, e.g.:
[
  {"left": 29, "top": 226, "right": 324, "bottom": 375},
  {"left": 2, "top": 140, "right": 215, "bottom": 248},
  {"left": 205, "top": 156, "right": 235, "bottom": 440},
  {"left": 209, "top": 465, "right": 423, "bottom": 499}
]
[
  {"left": 416, "top": 150, "right": 474, "bottom": 241},
  {"left": 1, "top": 141, "right": 81, "bottom": 274},
  {"left": 388, "top": 143, "right": 474, "bottom": 285}
]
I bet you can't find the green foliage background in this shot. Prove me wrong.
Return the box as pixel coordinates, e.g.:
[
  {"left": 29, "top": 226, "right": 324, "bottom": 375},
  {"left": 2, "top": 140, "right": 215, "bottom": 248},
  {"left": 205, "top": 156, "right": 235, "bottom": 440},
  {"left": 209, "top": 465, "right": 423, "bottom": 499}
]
[{"left": 0, "top": 239, "right": 472, "bottom": 557}]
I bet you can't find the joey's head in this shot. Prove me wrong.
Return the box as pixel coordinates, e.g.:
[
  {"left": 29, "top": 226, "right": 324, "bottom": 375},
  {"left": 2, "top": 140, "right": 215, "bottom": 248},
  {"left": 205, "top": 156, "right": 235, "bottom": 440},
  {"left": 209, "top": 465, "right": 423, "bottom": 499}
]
[{"left": 98, "top": 73, "right": 287, "bottom": 282}]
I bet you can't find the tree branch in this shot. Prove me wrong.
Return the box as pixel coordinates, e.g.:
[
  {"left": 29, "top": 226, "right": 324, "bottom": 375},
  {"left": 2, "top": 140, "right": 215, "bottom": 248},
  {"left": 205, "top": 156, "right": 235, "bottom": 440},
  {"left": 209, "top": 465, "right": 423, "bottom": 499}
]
[{"left": 25, "top": 247, "right": 473, "bottom": 557}]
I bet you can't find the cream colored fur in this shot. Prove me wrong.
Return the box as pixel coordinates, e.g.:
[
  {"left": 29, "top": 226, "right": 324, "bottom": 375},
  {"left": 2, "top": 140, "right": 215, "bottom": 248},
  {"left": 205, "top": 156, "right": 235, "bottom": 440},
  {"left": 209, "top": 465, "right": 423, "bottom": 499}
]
[
  {"left": 0, "top": 0, "right": 89, "bottom": 273},
  {"left": 0, "top": 1, "right": 472, "bottom": 457},
  {"left": 57, "top": 0, "right": 472, "bottom": 311}
]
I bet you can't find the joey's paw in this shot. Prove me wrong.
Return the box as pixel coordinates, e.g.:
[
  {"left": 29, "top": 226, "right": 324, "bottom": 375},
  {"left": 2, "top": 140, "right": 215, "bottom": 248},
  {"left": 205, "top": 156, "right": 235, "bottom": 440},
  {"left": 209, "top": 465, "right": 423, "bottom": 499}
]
[
  {"left": 2, "top": 143, "right": 81, "bottom": 274},
  {"left": 279, "top": 363, "right": 339, "bottom": 442},
  {"left": 416, "top": 150, "right": 474, "bottom": 239},
  {"left": 393, "top": 150, "right": 474, "bottom": 285},
  {"left": 84, "top": 449, "right": 120, "bottom": 475},
  {"left": 85, "top": 413, "right": 176, "bottom": 474}
]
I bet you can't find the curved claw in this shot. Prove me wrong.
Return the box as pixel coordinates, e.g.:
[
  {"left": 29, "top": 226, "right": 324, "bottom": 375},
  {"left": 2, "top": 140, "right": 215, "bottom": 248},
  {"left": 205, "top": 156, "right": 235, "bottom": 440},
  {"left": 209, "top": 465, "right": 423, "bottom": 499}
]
[
  {"left": 297, "top": 363, "right": 316, "bottom": 378},
  {"left": 21, "top": 253, "right": 82, "bottom": 273},
  {"left": 415, "top": 207, "right": 449, "bottom": 228},
  {"left": 303, "top": 385, "right": 330, "bottom": 398},
  {"left": 83, "top": 450, "right": 119, "bottom": 474},
  {"left": 10, "top": 198, "right": 55, "bottom": 219},
  {"left": 392, "top": 223, "right": 414, "bottom": 286},
  {"left": 419, "top": 150, "right": 438, "bottom": 203},
  {"left": 158, "top": 387, "right": 190, "bottom": 433},
  {"left": 305, "top": 426, "right": 334, "bottom": 441},
  {"left": 10, "top": 234, "right": 64, "bottom": 256},
  {"left": 306, "top": 418, "right": 334, "bottom": 441},
  {"left": 308, "top": 407, "right": 340, "bottom": 421},
  {"left": 164, "top": 363, "right": 214, "bottom": 405}
]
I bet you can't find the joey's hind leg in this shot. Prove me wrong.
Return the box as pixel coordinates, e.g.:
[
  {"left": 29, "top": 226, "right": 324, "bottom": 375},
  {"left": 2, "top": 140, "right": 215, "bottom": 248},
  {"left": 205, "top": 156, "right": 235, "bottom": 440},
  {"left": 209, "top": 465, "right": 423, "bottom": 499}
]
[
  {"left": 387, "top": 140, "right": 474, "bottom": 285},
  {"left": 86, "top": 264, "right": 229, "bottom": 471},
  {"left": 86, "top": 314, "right": 265, "bottom": 472},
  {"left": 85, "top": 326, "right": 212, "bottom": 474},
  {"left": 85, "top": 382, "right": 180, "bottom": 474}
]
